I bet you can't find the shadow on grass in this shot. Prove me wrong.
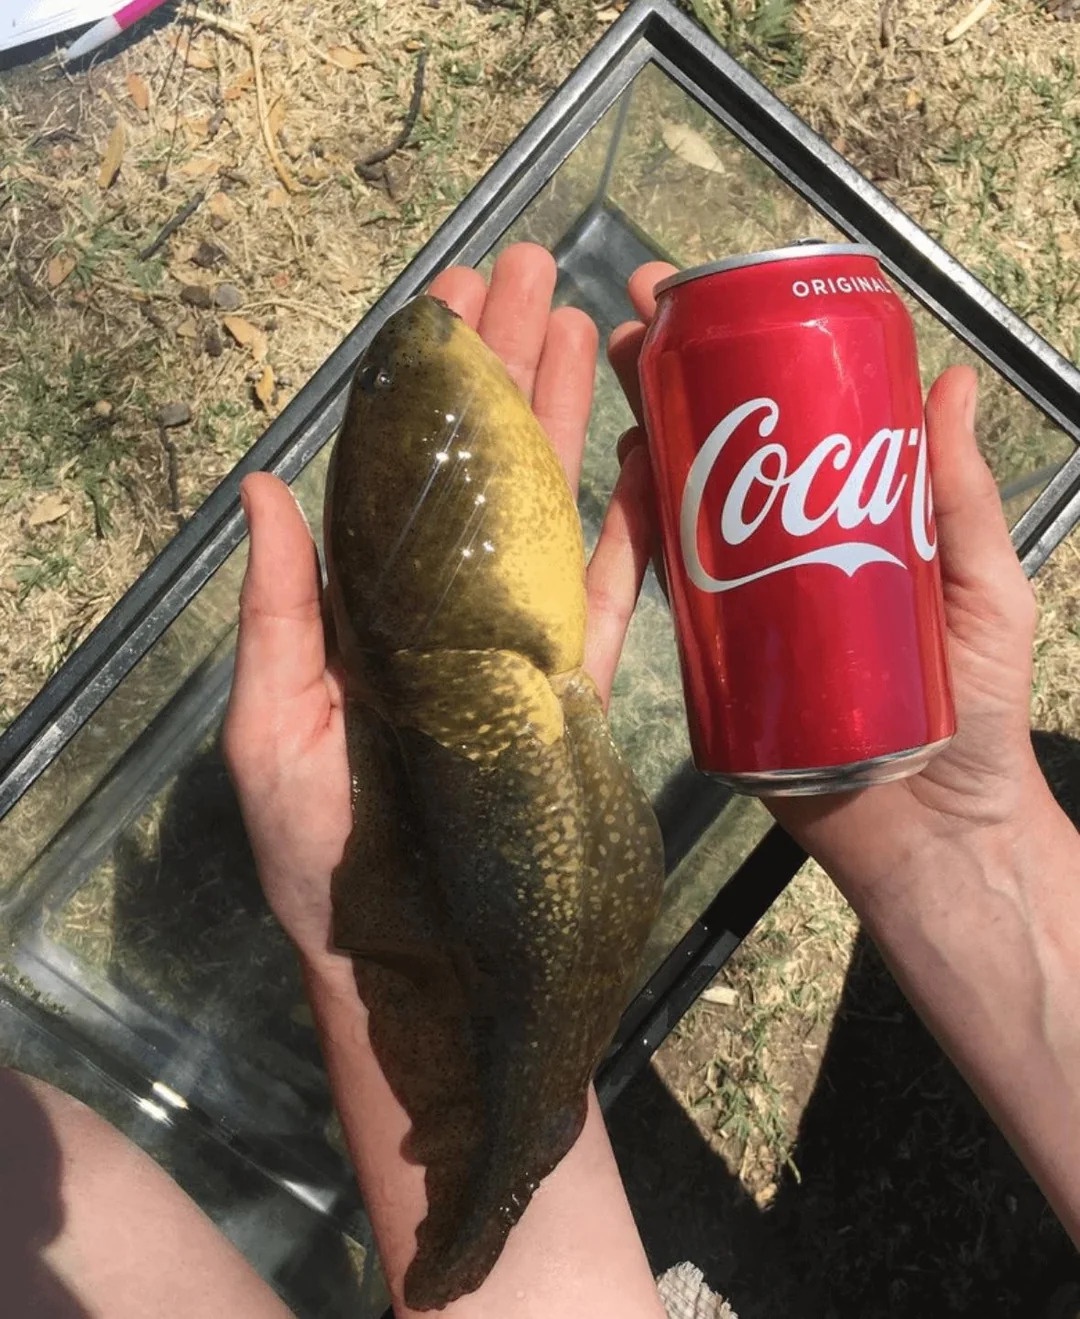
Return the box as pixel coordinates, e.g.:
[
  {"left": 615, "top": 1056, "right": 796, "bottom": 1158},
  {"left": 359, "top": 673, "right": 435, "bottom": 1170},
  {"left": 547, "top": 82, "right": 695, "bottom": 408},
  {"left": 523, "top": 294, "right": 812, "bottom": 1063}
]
[{"left": 608, "top": 728, "right": 1080, "bottom": 1319}]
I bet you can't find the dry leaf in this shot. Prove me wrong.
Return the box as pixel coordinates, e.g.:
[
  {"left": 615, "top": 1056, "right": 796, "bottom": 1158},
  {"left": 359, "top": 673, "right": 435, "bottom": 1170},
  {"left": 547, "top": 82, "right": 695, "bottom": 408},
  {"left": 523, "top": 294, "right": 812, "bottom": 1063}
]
[
  {"left": 169, "top": 34, "right": 216, "bottom": 69},
  {"left": 126, "top": 72, "right": 151, "bottom": 112},
  {"left": 331, "top": 265, "right": 367, "bottom": 294},
  {"left": 700, "top": 985, "right": 738, "bottom": 1007},
  {"left": 46, "top": 252, "right": 77, "bottom": 287},
  {"left": 222, "top": 315, "right": 268, "bottom": 361},
  {"left": 178, "top": 158, "right": 219, "bottom": 179},
  {"left": 176, "top": 317, "right": 200, "bottom": 339},
  {"left": 223, "top": 69, "right": 256, "bottom": 100},
  {"left": 184, "top": 116, "right": 212, "bottom": 143},
  {"left": 98, "top": 121, "right": 126, "bottom": 190},
  {"left": 326, "top": 44, "right": 370, "bottom": 70},
  {"left": 208, "top": 191, "right": 236, "bottom": 224},
  {"left": 298, "top": 161, "right": 331, "bottom": 185},
  {"left": 266, "top": 186, "right": 290, "bottom": 208},
  {"left": 661, "top": 121, "right": 725, "bottom": 175},
  {"left": 254, "top": 365, "right": 276, "bottom": 410},
  {"left": 267, "top": 96, "right": 287, "bottom": 138},
  {"left": 27, "top": 493, "right": 70, "bottom": 527}
]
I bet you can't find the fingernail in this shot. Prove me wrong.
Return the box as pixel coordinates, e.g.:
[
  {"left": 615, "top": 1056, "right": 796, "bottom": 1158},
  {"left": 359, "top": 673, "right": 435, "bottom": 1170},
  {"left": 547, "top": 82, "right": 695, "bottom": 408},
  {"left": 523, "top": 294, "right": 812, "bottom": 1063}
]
[
  {"left": 964, "top": 378, "right": 978, "bottom": 433},
  {"left": 288, "top": 486, "right": 313, "bottom": 537}
]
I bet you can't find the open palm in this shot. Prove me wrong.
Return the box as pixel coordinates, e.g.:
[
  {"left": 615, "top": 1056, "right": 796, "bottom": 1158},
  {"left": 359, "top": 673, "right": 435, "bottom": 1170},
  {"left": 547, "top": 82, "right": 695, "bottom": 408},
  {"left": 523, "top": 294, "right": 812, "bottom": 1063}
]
[{"left": 222, "top": 244, "right": 654, "bottom": 965}]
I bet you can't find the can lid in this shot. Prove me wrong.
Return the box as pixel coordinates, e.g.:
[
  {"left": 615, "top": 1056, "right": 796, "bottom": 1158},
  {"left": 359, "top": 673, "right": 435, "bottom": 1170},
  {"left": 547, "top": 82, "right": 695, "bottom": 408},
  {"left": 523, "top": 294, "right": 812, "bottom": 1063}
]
[{"left": 654, "top": 241, "right": 881, "bottom": 296}]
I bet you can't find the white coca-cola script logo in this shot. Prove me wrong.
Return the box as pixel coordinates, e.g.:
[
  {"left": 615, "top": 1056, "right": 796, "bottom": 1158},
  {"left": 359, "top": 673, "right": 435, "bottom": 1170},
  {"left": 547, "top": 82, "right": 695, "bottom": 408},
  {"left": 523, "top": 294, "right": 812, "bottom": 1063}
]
[{"left": 680, "top": 398, "right": 936, "bottom": 593}]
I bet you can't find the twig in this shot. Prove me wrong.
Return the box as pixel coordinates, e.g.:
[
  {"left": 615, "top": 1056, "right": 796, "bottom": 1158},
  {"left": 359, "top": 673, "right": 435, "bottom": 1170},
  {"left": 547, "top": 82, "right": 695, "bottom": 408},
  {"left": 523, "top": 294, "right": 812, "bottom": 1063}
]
[
  {"left": 246, "top": 297, "right": 352, "bottom": 333},
  {"left": 944, "top": 0, "right": 993, "bottom": 43},
  {"left": 879, "top": 0, "right": 896, "bottom": 47},
  {"left": 304, "top": 35, "right": 374, "bottom": 65},
  {"left": 157, "top": 0, "right": 199, "bottom": 187},
  {"left": 356, "top": 49, "right": 428, "bottom": 179},
  {"left": 250, "top": 35, "right": 299, "bottom": 194},
  {"left": 185, "top": 6, "right": 251, "bottom": 40},
  {"left": 178, "top": 6, "right": 299, "bottom": 194},
  {"left": 139, "top": 190, "right": 206, "bottom": 260},
  {"left": 158, "top": 425, "right": 183, "bottom": 526}
]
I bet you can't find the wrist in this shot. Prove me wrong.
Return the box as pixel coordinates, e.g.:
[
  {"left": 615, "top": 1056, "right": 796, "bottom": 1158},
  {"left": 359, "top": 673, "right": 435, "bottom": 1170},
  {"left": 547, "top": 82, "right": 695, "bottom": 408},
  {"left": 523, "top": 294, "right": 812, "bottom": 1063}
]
[
  {"left": 812, "top": 746, "right": 1065, "bottom": 900},
  {"left": 297, "top": 946, "right": 373, "bottom": 1035},
  {"left": 840, "top": 766, "right": 1074, "bottom": 930}
]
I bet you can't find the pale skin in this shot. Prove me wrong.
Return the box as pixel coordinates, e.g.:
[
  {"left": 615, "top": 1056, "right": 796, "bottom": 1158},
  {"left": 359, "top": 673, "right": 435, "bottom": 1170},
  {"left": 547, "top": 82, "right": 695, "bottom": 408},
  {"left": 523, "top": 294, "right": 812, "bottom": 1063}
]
[{"left": 3, "top": 242, "right": 1078, "bottom": 1315}]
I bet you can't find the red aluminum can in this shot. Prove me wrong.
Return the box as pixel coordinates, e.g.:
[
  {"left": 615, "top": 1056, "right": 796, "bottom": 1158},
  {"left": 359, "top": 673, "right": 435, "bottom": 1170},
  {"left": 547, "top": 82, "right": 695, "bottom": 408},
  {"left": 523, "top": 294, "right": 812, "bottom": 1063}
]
[{"left": 638, "top": 243, "right": 956, "bottom": 795}]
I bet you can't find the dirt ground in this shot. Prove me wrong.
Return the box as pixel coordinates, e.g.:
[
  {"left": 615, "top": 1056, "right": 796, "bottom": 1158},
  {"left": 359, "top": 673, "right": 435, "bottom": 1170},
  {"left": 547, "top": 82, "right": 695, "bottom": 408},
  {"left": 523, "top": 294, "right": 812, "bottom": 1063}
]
[{"left": 2, "top": 0, "right": 1080, "bottom": 1315}]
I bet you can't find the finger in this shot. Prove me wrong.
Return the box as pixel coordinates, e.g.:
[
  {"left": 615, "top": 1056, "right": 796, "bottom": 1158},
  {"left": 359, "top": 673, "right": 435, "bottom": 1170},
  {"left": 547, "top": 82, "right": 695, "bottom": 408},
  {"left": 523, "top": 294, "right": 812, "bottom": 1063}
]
[
  {"left": 584, "top": 444, "right": 658, "bottom": 707},
  {"left": 426, "top": 266, "right": 487, "bottom": 329},
  {"left": 617, "top": 426, "right": 644, "bottom": 465},
  {"left": 477, "top": 243, "right": 558, "bottom": 400},
  {"left": 230, "top": 473, "right": 328, "bottom": 718},
  {"left": 607, "top": 321, "right": 647, "bottom": 427},
  {"left": 628, "top": 261, "right": 677, "bottom": 322},
  {"left": 531, "top": 305, "right": 598, "bottom": 494},
  {"left": 925, "top": 367, "right": 1025, "bottom": 596}
]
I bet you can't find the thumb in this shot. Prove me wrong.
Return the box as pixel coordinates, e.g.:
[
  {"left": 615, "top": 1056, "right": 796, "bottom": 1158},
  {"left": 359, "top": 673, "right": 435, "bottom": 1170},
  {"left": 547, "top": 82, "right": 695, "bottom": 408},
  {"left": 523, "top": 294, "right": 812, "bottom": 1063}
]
[
  {"left": 230, "top": 472, "right": 327, "bottom": 715},
  {"left": 584, "top": 441, "right": 657, "bottom": 707},
  {"left": 925, "top": 366, "right": 1021, "bottom": 595},
  {"left": 924, "top": 364, "right": 1037, "bottom": 671}
]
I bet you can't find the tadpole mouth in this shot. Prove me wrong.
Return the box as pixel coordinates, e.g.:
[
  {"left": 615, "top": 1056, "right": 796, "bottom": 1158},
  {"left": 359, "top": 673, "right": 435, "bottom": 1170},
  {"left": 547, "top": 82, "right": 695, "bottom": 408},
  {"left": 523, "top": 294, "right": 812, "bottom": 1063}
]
[{"left": 428, "top": 294, "right": 462, "bottom": 320}]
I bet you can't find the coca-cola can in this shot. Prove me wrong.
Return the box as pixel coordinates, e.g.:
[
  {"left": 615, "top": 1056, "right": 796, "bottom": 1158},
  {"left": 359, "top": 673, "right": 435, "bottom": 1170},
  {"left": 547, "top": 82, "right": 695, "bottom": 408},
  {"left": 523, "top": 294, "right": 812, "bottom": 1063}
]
[{"left": 638, "top": 242, "right": 956, "bottom": 795}]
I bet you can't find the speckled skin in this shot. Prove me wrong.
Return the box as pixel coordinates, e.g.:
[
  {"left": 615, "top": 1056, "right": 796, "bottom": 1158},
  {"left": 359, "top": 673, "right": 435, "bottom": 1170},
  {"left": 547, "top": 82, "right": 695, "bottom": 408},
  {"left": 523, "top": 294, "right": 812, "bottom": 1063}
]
[{"left": 324, "top": 297, "right": 664, "bottom": 1311}]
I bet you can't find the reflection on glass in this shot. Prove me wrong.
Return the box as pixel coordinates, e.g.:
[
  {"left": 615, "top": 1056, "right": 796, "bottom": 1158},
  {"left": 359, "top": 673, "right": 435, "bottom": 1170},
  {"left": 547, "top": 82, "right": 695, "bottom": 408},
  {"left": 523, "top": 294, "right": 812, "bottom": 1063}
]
[
  {"left": 541, "top": 62, "right": 1072, "bottom": 518},
  {"left": 1, "top": 55, "right": 1076, "bottom": 1319}
]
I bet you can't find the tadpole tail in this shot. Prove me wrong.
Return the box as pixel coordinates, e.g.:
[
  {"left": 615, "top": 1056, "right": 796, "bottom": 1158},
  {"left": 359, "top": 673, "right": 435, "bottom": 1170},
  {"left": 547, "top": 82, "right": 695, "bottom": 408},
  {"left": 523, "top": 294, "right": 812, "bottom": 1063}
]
[{"left": 403, "top": 1094, "right": 589, "bottom": 1312}]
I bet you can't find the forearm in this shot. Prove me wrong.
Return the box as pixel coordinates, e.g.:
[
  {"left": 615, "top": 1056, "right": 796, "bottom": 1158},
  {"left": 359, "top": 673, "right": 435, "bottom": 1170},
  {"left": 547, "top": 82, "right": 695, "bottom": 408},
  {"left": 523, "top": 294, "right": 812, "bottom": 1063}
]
[
  {"left": 827, "top": 790, "right": 1080, "bottom": 1241},
  {"left": 300, "top": 955, "right": 665, "bottom": 1319}
]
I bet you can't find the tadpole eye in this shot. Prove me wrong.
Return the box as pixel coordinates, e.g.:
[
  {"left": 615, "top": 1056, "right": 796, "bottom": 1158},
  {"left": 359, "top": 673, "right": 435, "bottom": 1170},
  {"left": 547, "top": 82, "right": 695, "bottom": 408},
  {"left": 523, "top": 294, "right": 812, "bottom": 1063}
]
[{"left": 357, "top": 362, "right": 393, "bottom": 393}]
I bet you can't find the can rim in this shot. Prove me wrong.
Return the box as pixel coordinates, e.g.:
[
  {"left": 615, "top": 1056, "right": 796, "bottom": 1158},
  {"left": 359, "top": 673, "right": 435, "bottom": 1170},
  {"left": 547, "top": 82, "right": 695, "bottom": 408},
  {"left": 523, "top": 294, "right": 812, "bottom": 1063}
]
[{"left": 654, "top": 242, "right": 882, "bottom": 296}]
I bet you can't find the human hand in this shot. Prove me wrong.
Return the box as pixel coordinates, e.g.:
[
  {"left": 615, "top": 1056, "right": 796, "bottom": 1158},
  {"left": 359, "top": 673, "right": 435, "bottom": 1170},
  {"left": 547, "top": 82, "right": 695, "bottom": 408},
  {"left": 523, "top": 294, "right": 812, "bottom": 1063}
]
[
  {"left": 223, "top": 242, "right": 654, "bottom": 966},
  {"left": 609, "top": 262, "right": 1049, "bottom": 892}
]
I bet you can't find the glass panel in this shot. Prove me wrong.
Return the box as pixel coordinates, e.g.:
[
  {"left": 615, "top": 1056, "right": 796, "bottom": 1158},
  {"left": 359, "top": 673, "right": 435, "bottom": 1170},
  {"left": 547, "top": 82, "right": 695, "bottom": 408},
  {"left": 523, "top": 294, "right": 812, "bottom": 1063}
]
[
  {"left": 597, "top": 63, "right": 1074, "bottom": 517},
  {"left": 0, "top": 988, "right": 388, "bottom": 1318}
]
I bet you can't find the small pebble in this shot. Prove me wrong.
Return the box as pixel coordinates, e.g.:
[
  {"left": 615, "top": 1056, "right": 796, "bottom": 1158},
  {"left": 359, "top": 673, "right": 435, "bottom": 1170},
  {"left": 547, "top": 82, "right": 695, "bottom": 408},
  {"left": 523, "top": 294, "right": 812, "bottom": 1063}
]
[
  {"left": 213, "top": 283, "right": 243, "bottom": 311},
  {"left": 92, "top": 399, "right": 113, "bottom": 418},
  {"left": 204, "top": 327, "right": 224, "bottom": 358},
  {"left": 158, "top": 402, "right": 192, "bottom": 428},
  {"left": 192, "top": 240, "right": 227, "bottom": 269},
  {"left": 180, "top": 284, "right": 212, "bottom": 309}
]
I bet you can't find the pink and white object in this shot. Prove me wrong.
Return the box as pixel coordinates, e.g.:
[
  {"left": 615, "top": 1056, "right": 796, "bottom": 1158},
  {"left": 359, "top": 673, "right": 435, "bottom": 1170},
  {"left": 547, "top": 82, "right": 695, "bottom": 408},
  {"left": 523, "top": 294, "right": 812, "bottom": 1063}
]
[{"left": 62, "top": 0, "right": 170, "bottom": 61}]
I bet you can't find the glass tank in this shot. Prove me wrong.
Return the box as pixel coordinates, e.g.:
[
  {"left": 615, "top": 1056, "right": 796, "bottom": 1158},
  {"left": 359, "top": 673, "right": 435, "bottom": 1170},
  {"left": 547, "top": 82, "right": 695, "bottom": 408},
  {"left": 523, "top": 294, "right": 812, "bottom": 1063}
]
[{"left": 0, "top": 50, "right": 1075, "bottom": 1318}]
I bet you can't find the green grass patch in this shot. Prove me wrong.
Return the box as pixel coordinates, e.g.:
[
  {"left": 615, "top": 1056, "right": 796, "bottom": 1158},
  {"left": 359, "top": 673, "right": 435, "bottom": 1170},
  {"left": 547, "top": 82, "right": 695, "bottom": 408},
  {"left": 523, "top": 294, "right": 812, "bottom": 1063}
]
[{"left": 679, "top": 0, "right": 806, "bottom": 82}]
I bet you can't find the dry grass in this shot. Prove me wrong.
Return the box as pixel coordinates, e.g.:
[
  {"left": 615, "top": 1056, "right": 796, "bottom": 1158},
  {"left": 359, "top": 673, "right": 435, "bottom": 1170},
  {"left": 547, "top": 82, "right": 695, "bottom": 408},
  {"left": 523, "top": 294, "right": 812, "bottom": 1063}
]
[{"left": 0, "top": 0, "right": 607, "bottom": 727}]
